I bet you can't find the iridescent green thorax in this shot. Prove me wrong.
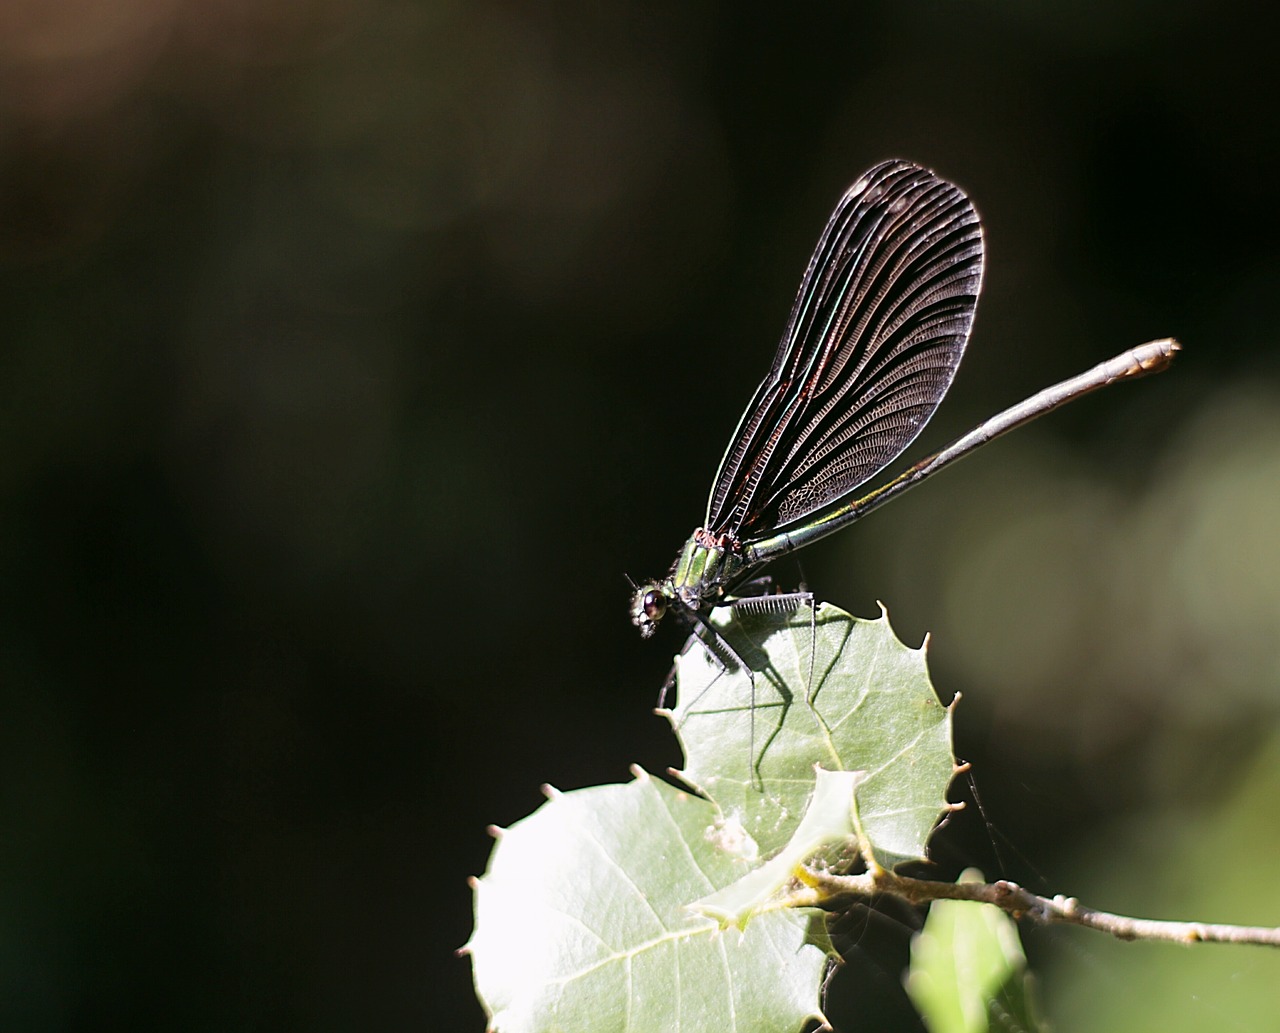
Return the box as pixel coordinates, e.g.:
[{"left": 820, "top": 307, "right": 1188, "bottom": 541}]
[
  {"left": 669, "top": 528, "right": 750, "bottom": 612},
  {"left": 628, "top": 528, "right": 752, "bottom": 639}
]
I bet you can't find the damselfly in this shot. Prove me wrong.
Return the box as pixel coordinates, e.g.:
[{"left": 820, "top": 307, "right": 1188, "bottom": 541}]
[{"left": 630, "top": 159, "right": 1178, "bottom": 667}]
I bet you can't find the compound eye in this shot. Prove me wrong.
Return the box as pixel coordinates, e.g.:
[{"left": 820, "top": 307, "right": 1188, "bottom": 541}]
[{"left": 642, "top": 590, "right": 666, "bottom": 620}]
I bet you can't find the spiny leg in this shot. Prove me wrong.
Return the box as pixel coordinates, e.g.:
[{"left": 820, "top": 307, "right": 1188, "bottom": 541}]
[
  {"left": 727, "top": 589, "right": 816, "bottom": 788},
  {"left": 663, "top": 605, "right": 773, "bottom": 791}
]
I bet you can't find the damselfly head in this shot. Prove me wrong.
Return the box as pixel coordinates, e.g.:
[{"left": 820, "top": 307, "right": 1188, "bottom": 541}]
[{"left": 629, "top": 582, "right": 669, "bottom": 639}]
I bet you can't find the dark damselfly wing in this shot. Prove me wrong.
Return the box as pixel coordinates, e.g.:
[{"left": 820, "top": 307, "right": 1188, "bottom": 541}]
[{"left": 704, "top": 160, "right": 984, "bottom": 541}]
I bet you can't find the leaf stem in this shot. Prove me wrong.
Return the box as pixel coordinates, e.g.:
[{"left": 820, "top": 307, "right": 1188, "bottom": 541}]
[{"left": 785, "top": 868, "right": 1280, "bottom": 947}]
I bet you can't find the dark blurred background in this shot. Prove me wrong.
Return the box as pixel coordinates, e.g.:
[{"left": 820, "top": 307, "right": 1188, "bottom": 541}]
[{"left": 3, "top": 2, "right": 1280, "bottom": 1030}]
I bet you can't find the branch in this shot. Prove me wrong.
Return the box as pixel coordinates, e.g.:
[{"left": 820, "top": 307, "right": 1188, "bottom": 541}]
[{"left": 786, "top": 867, "right": 1280, "bottom": 948}]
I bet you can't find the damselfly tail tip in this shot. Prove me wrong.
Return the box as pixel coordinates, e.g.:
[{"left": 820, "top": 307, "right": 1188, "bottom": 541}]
[{"left": 1136, "top": 337, "right": 1182, "bottom": 374}]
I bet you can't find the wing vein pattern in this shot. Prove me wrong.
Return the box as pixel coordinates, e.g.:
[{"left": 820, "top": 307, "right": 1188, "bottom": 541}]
[{"left": 704, "top": 160, "right": 984, "bottom": 540}]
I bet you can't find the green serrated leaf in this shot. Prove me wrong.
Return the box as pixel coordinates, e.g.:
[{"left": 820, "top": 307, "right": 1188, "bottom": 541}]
[
  {"left": 668, "top": 601, "right": 955, "bottom": 865},
  {"left": 692, "top": 767, "right": 866, "bottom": 928},
  {"left": 469, "top": 769, "right": 832, "bottom": 1033},
  {"left": 905, "top": 869, "right": 1046, "bottom": 1033}
]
